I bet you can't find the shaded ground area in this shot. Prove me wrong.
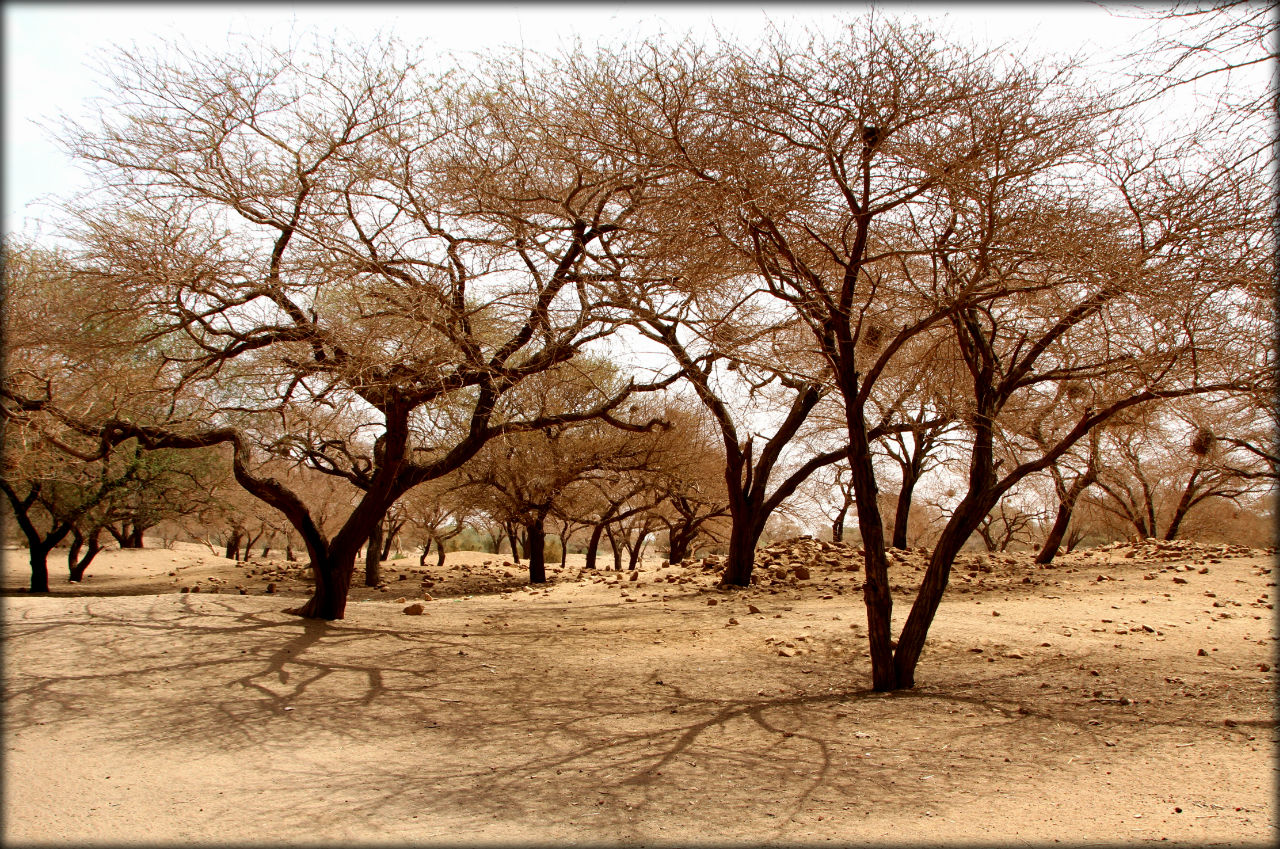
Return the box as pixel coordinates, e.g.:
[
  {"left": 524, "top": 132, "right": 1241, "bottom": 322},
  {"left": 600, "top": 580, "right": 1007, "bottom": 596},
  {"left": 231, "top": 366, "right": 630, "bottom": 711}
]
[{"left": 1, "top": 541, "right": 1275, "bottom": 845}]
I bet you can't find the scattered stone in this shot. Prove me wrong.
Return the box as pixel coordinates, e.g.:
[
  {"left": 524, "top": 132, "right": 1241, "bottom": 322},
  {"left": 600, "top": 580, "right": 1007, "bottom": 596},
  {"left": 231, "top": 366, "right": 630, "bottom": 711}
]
[
  {"left": 747, "top": 604, "right": 762, "bottom": 614},
  {"left": 403, "top": 603, "right": 426, "bottom": 615},
  {"left": 1197, "top": 648, "right": 1208, "bottom": 656},
  {"left": 266, "top": 583, "right": 276, "bottom": 594},
  {"left": 707, "top": 598, "right": 718, "bottom": 606},
  {"left": 394, "top": 597, "right": 407, "bottom": 604}
]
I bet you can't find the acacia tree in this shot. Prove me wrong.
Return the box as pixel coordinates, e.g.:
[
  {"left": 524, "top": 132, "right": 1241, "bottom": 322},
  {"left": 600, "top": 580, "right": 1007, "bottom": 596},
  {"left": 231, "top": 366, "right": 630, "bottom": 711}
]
[
  {"left": 605, "top": 20, "right": 1268, "bottom": 690},
  {"left": 18, "top": 38, "right": 677, "bottom": 619},
  {"left": 455, "top": 372, "right": 669, "bottom": 583},
  {"left": 1085, "top": 405, "right": 1270, "bottom": 542}
]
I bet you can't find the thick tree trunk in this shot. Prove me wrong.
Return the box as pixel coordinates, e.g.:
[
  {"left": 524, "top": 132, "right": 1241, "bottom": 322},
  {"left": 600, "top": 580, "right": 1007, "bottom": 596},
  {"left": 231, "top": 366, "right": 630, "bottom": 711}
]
[
  {"left": 667, "top": 525, "right": 694, "bottom": 565},
  {"left": 420, "top": 541, "right": 431, "bottom": 568},
  {"left": 224, "top": 529, "right": 243, "bottom": 561},
  {"left": 525, "top": 516, "right": 547, "bottom": 583},
  {"left": 27, "top": 544, "right": 55, "bottom": 593},
  {"left": 435, "top": 536, "right": 446, "bottom": 570},
  {"left": 719, "top": 511, "right": 765, "bottom": 587},
  {"left": 285, "top": 542, "right": 296, "bottom": 562},
  {"left": 365, "top": 519, "right": 384, "bottom": 587},
  {"left": 122, "top": 522, "right": 145, "bottom": 549},
  {"left": 284, "top": 551, "right": 356, "bottom": 620}
]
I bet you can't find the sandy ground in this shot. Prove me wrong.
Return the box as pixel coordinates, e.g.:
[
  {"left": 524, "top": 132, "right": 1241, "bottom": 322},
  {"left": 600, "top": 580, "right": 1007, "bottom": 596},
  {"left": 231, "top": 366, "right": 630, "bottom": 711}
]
[{"left": 1, "top": 538, "right": 1275, "bottom": 846}]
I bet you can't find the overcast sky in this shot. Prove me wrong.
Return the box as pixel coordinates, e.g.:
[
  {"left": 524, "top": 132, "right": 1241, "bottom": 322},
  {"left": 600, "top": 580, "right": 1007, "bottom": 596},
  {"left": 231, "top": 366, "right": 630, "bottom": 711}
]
[{"left": 0, "top": 2, "right": 1203, "bottom": 237}]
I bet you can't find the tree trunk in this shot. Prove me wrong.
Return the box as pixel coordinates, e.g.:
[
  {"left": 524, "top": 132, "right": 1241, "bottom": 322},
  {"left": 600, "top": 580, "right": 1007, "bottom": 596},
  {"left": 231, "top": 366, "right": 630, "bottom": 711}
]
[
  {"left": 434, "top": 536, "right": 446, "bottom": 570},
  {"left": 224, "top": 527, "right": 243, "bottom": 560},
  {"left": 68, "top": 526, "right": 103, "bottom": 582},
  {"left": 667, "top": 524, "right": 694, "bottom": 565},
  {"left": 892, "top": 494, "right": 994, "bottom": 689},
  {"left": 604, "top": 524, "right": 624, "bottom": 571},
  {"left": 628, "top": 529, "right": 649, "bottom": 571},
  {"left": 525, "top": 516, "right": 547, "bottom": 583},
  {"left": 1037, "top": 464, "right": 1097, "bottom": 565},
  {"left": 831, "top": 507, "right": 847, "bottom": 544},
  {"left": 891, "top": 473, "right": 919, "bottom": 550},
  {"left": 27, "top": 544, "right": 53, "bottom": 593},
  {"left": 284, "top": 551, "right": 355, "bottom": 620},
  {"left": 585, "top": 520, "right": 608, "bottom": 570},
  {"left": 123, "top": 522, "right": 145, "bottom": 549},
  {"left": 1163, "top": 470, "right": 1204, "bottom": 541},
  {"left": 1037, "top": 502, "right": 1074, "bottom": 565},
  {"left": 285, "top": 542, "right": 296, "bottom": 562},
  {"left": 241, "top": 530, "right": 263, "bottom": 562},
  {"left": 365, "top": 519, "right": 384, "bottom": 587},
  {"left": 843, "top": 387, "right": 897, "bottom": 692},
  {"left": 420, "top": 541, "right": 431, "bottom": 568},
  {"left": 381, "top": 520, "right": 404, "bottom": 560},
  {"left": 719, "top": 511, "right": 765, "bottom": 587}
]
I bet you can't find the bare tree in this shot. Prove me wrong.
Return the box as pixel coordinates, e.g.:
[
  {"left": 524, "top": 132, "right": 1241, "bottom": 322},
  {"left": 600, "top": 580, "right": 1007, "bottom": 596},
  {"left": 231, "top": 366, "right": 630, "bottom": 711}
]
[
  {"left": 23, "top": 38, "right": 672, "bottom": 619},
  {"left": 605, "top": 20, "right": 1267, "bottom": 690}
]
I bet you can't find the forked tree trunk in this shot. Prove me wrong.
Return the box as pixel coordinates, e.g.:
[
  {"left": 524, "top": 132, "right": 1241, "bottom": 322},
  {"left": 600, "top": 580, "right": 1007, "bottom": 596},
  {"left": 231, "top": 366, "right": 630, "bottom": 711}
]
[
  {"left": 123, "top": 522, "right": 146, "bottom": 549},
  {"left": 667, "top": 524, "right": 695, "bottom": 565},
  {"left": 68, "top": 526, "right": 104, "bottom": 582}
]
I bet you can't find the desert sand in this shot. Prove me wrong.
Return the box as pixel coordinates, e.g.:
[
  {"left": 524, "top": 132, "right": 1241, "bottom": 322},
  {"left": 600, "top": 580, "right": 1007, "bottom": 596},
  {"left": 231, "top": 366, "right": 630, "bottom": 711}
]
[{"left": 1, "top": 537, "right": 1275, "bottom": 845}]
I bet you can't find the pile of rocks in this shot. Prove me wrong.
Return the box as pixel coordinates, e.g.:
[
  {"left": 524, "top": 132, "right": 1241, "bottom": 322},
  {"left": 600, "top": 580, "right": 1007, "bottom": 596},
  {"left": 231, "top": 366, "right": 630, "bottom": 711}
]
[{"left": 1090, "top": 539, "right": 1264, "bottom": 562}]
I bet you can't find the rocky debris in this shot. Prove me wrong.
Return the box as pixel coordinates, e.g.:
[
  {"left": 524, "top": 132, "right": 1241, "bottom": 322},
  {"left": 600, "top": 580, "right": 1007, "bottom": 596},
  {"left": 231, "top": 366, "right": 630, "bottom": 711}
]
[
  {"left": 1093, "top": 539, "right": 1262, "bottom": 562},
  {"left": 403, "top": 602, "right": 426, "bottom": 615}
]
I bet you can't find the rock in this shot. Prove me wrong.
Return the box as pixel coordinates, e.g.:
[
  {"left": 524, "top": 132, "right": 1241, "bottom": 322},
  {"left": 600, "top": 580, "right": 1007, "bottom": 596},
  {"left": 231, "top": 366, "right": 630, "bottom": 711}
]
[
  {"left": 266, "top": 582, "right": 276, "bottom": 594},
  {"left": 1197, "top": 648, "right": 1208, "bottom": 656},
  {"left": 792, "top": 565, "right": 811, "bottom": 580},
  {"left": 1172, "top": 577, "right": 1188, "bottom": 584},
  {"left": 727, "top": 618, "right": 739, "bottom": 626},
  {"left": 747, "top": 604, "right": 762, "bottom": 614},
  {"left": 394, "top": 597, "right": 408, "bottom": 604},
  {"left": 403, "top": 603, "right": 426, "bottom": 615},
  {"left": 1259, "top": 663, "right": 1271, "bottom": 672},
  {"left": 707, "top": 598, "right": 718, "bottom": 606}
]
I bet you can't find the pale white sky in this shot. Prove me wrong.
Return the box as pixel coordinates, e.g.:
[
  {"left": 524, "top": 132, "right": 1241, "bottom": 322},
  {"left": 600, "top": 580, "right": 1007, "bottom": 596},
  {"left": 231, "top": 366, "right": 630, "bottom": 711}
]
[{"left": 0, "top": 2, "right": 1205, "bottom": 237}]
